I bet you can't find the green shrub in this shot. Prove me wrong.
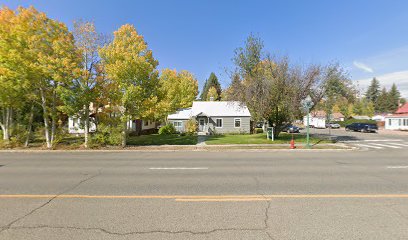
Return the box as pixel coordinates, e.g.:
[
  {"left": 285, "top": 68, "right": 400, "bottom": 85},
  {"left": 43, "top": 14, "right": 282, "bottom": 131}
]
[
  {"left": 158, "top": 124, "right": 176, "bottom": 135},
  {"left": 333, "top": 119, "right": 377, "bottom": 127},
  {"left": 185, "top": 119, "right": 197, "bottom": 135},
  {"left": 255, "top": 128, "right": 263, "bottom": 134},
  {"left": 90, "top": 123, "right": 122, "bottom": 146}
]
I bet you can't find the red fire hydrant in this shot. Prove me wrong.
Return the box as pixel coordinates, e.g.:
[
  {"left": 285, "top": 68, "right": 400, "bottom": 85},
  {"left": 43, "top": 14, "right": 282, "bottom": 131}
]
[
  {"left": 290, "top": 133, "right": 295, "bottom": 149},
  {"left": 290, "top": 139, "right": 295, "bottom": 149}
]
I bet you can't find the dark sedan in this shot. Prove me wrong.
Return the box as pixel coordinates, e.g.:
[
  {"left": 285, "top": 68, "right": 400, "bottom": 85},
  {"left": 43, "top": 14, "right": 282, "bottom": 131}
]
[
  {"left": 283, "top": 125, "right": 300, "bottom": 133},
  {"left": 345, "top": 123, "right": 378, "bottom": 133}
]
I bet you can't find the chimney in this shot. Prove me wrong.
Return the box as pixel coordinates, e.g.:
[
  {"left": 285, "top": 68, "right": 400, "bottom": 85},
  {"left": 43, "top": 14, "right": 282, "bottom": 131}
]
[{"left": 209, "top": 97, "right": 214, "bottom": 101}]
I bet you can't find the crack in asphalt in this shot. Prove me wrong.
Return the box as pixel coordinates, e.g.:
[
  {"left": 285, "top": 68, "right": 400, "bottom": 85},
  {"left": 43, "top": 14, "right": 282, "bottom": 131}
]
[
  {"left": 6, "top": 225, "right": 266, "bottom": 236},
  {"left": 1, "top": 162, "right": 276, "bottom": 238},
  {"left": 250, "top": 175, "right": 274, "bottom": 240},
  {"left": 0, "top": 168, "right": 102, "bottom": 234}
]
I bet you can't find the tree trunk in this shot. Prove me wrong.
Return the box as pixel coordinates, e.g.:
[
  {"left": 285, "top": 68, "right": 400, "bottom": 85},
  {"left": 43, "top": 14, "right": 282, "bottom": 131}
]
[
  {"left": 24, "top": 104, "right": 35, "bottom": 147},
  {"left": 40, "top": 88, "right": 52, "bottom": 149},
  {"left": 9, "top": 108, "right": 13, "bottom": 137},
  {"left": 50, "top": 91, "right": 57, "bottom": 144},
  {"left": 122, "top": 117, "right": 127, "bottom": 148},
  {"left": 1, "top": 108, "right": 11, "bottom": 141},
  {"left": 84, "top": 106, "right": 90, "bottom": 148}
]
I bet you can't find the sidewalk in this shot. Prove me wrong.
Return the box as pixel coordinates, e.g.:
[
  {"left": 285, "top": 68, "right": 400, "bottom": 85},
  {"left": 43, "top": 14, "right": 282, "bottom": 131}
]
[{"left": 0, "top": 143, "right": 353, "bottom": 152}]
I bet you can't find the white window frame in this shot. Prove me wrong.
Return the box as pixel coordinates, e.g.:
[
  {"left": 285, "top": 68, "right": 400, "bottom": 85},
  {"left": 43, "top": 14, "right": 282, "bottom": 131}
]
[
  {"left": 215, "top": 118, "right": 223, "bottom": 128},
  {"left": 172, "top": 121, "right": 182, "bottom": 127},
  {"left": 234, "top": 118, "right": 241, "bottom": 128}
]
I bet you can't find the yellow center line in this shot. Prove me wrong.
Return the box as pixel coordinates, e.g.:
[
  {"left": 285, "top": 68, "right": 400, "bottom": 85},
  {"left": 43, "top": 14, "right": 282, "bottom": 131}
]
[
  {"left": 1, "top": 194, "right": 408, "bottom": 199},
  {"left": 176, "top": 198, "right": 271, "bottom": 202}
]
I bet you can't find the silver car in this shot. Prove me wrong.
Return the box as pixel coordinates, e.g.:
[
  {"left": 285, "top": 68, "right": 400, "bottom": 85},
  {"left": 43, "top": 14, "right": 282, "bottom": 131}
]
[{"left": 326, "top": 123, "right": 341, "bottom": 129}]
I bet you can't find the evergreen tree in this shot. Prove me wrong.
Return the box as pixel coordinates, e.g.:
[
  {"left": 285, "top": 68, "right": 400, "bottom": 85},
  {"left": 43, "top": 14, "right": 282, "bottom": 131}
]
[
  {"left": 200, "top": 79, "right": 208, "bottom": 100},
  {"left": 387, "top": 83, "right": 401, "bottom": 112},
  {"left": 376, "top": 87, "right": 389, "bottom": 113},
  {"left": 365, "top": 77, "right": 380, "bottom": 110},
  {"left": 353, "top": 99, "right": 364, "bottom": 115},
  {"left": 200, "top": 73, "right": 222, "bottom": 101}
]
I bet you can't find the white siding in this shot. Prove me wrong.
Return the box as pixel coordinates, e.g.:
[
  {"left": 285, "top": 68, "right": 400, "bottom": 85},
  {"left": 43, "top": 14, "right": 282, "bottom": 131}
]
[
  {"left": 385, "top": 117, "right": 408, "bottom": 130},
  {"left": 303, "top": 116, "right": 326, "bottom": 128},
  {"left": 208, "top": 117, "right": 251, "bottom": 134},
  {"left": 68, "top": 117, "right": 96, "bottom": 134}
]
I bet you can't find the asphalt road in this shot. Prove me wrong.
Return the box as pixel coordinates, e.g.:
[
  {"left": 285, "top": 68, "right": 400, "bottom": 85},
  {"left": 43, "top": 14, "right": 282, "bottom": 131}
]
[
  {"left": 308, "top": 127, "right": 408, "bottom": 142},
  {"left": 0, "top": 148, "right": 408, "bottom": 240}
]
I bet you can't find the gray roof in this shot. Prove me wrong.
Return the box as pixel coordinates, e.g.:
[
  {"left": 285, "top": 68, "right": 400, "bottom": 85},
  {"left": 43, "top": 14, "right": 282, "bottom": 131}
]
[{"left": 168, "top": 101, "right": 251, "bottom": 120}]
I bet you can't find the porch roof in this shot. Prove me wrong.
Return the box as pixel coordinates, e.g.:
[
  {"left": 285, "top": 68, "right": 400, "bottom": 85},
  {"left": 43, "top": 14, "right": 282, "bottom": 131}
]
[{"left": 195, "top": 112, "right": 209, "bottom": 117}]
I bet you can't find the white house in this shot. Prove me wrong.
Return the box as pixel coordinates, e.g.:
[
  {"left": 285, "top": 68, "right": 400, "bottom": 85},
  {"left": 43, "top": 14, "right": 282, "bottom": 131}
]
[
  {"left": 303, "top": 111, "right": 326, "bottom": 128},
  {"left": 69, "top": 117, "right": 157, "bottom": 134},
  {"left": 167, "top": 101, "right": 251, "bottom": 135},
  {"left": 371, "top": 114, "right": 388, "bottom": 122},
  {"left": 68, "top": 103, "right": 158, "bottom": 134},
  {"left": 352, "top": 115, "right": 371, "bottom": 120},
  {"left": 68, "top": 117, "right": 97, "bottom": 134},
  {"left": 385, "top": 103, "right": 408, "bottom": 131},
  {"left": 331, "top": 112, "right": 345, "bottom": 122}
]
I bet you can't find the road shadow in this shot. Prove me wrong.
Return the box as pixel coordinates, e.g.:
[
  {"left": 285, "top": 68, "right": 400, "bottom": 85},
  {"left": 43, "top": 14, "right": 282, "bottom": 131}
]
[{"left": 309, "top": 132, "right": 361, "bottom": 142}]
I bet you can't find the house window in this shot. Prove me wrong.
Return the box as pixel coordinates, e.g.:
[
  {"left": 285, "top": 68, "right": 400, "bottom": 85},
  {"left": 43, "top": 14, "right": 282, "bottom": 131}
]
[
  {"left": 144, "top": 120, "right": 149, "bottom": 126},
  {"left": 399, "top": 119, "right": 402, "bottom": 126},
  {"left": 404, "top": 119, "right": 408, "bottom": 126},
  {"left": 73, "top": 118, "right": 79, "bottom": 127},
  {"left": 234, "top": 118, "right": 241, "bottom": 128},
  {"left": 173, "top": 121, "right": 182, "bottom": 127},
  {"left": 215, "top": 118, "right": 223, "bottom": 128}
]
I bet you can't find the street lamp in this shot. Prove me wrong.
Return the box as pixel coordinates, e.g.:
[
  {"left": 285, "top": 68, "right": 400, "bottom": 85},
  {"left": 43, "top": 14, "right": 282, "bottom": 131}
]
[{"left": 301, "top": 96, "right": 314, "bottom": 148}]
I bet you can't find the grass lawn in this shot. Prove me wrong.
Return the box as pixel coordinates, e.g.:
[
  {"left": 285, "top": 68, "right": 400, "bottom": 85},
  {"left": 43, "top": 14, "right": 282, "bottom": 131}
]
[
  {"left": 0, "top": 134, "right": 84, "bottom": 149},
  {"left": 205, "top": 133, "right": 332, "bottom": 145},
  {"left": 127, "top": 134, "right": 197, "bottom": 146}
]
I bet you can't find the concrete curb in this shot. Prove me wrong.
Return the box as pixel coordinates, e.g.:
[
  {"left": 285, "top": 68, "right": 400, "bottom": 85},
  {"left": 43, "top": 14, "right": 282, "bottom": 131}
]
[{"left": 0, "top": 143, "right": 356, "bottom": 153}]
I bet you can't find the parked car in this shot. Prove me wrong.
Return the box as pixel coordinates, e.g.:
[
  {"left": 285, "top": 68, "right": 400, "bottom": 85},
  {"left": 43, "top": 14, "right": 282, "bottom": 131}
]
[
  {"left": 345, "top": 123, "right": 378, "bottom": 133},
  {"left": 326, "top": 122, "right": 341, "bottom": 129},
  {"left": 255, "top": 122, "right": 264, "bottom": 128},
  {"left": 282, "top": 125, "right": 300, "bottom": 133}
]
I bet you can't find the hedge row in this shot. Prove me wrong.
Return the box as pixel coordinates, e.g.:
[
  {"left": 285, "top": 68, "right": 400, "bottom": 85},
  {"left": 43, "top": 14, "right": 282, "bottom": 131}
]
[{"left": 332, "top": 119, "right": 377, "bottom": 127}]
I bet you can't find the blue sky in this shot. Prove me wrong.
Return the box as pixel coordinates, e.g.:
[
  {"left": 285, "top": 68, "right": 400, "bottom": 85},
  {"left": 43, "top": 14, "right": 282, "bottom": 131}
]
[{"left": 3, "top": 0, "right": 408, "bottom": 97}]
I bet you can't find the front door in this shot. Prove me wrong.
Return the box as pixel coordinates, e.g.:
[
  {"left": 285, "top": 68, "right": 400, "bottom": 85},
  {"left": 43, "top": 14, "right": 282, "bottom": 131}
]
[{"left": 199, "top": 118, "right": 206, "bottom": 132}]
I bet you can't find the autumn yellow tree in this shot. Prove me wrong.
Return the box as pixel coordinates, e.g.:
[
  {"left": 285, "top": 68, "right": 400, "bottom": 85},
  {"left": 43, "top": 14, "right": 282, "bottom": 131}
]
[
  {"left": 58, "top": 20, "right": 105, "bottom": 148},
  {"left": 157, "top": 69, "right": 198, "bottom": 120},
  {"left": 13, "top": 6, "right": 80, "bottom": 148},
  {"left": 0, "top": 7, "right": 21, "bottom": 141},
  {"left": 99, "top": 24, "right": 159, "bottom": 147},
  {"left": 0, "top": 7, "right": 36, "bottom": 142},
  {"left": 206, "top": 86, "right": 219, "bottom": 101}
]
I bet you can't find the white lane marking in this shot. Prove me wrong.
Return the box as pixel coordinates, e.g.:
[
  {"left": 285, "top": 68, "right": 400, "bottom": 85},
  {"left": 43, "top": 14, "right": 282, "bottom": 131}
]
[
  {"left": 346, "top": 139, "right": 403, "bottom": 143},
  {"left": 356, "top": 144, "right": 383, "bottom": 149},
  {"left": 385, "top": 142, "right": 408, "bottom": 147},
  {"left": 149, "top": 167, "right": 209, "bottom": 170},
  {"left": 387, "top": 166, "right": 408, "bottom": 169},
  {"left": 369, "top": 143, "right": 402, "bottom": 149}
]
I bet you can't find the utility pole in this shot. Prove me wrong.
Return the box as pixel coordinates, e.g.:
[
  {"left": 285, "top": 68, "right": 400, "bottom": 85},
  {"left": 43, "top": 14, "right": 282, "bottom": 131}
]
[{"left": 301, "top": 96, "right": 314, "bottom": 149}]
